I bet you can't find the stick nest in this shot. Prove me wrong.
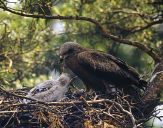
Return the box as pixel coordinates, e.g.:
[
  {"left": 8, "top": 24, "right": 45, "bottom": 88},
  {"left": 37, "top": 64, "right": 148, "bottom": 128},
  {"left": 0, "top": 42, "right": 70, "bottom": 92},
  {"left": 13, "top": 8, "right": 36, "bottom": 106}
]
[{"left": 0, "top": 88, "right": 154, "bottom": 128}]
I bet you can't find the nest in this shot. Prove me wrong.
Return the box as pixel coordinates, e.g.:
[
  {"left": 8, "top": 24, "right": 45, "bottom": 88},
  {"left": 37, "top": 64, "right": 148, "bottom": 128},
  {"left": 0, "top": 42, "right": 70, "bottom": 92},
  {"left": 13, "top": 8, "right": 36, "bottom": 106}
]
[{"left": 0, "top": 87, "right": 153, "bottom": 128}]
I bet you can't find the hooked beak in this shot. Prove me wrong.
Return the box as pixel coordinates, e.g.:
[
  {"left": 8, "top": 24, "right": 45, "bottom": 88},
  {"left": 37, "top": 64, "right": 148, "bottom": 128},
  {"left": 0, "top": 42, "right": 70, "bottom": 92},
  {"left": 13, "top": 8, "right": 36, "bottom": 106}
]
[{"left": 60, "top": 55, "right": 63, "bottom": 63}]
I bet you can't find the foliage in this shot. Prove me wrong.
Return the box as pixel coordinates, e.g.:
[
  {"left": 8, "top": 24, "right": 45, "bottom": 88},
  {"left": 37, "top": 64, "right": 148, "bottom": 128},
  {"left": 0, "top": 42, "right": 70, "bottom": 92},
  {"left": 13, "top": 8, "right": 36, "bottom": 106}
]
[
  {"left": 0, "top": 0, "right": 162, "bottom": 86},
  {"left": 0, "top": 11, "right": 55, "bottom": 88}
]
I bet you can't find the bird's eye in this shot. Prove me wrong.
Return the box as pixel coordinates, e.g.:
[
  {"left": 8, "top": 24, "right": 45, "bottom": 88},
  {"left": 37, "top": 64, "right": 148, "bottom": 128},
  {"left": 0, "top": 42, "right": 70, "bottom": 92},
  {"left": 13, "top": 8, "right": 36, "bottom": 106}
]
[{"left": 67, "top": 48, "right": 74, "bottom": 53}]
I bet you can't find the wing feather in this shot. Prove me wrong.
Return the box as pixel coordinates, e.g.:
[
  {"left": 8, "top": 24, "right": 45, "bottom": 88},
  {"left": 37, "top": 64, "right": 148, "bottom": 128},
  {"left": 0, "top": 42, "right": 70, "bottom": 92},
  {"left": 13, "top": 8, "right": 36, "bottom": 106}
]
[
  {"left": 29, "top": 80, "right": 56, "bottom": 96},
  {"left": 78, "top": 51, "right": 140, "bottom": 81}
]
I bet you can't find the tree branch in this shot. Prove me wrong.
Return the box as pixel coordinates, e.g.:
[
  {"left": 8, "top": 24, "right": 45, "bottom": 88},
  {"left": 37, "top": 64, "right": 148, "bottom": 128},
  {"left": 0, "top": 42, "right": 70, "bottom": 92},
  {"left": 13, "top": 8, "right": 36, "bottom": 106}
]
[
  {"left": 131, "top": 19, "right": 163, "bottom": 33},
  {"left": 0, "top": 6, "right": 160, "bottom": 62},
  {"left": 109, "top": 9, "right": 163, "bottom": 33}
]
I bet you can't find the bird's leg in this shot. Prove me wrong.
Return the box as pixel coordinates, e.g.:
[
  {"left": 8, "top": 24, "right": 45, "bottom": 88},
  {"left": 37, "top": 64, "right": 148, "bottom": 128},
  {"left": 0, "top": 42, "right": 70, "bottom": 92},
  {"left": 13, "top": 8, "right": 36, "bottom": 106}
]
[
  {"left": 85, "top": 85, "right": 93, "bottom": 94},
  {"left": 71, "top": 83, "right": 80, "bottom": 91},
  {"left": 69, "top": 76, "right": 79, "bottom": 91},
  {"left": 102, "top": 80, "right": 117, "bottom": 95},
  {"left": 69, "top": 76, "right": 78, "bottom": 84},
  {"left": 88, "top": 88, "right": 94, "bottom": 94}
]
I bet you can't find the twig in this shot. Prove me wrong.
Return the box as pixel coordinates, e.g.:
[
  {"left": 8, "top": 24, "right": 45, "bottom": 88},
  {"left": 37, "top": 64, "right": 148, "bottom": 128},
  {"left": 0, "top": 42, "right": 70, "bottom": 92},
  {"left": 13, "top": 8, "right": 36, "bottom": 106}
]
[
  {"left": 80, "top": 96, "right": 90, "bottom": 107},
  {"left": 103, "top": 111, "right": 121, "bottom": 124},
  {"left": 112, "top": 101, "right": 137, "bottom": 128},
  {"left": 0, "top": 110, "right": 37, "bottom": 114},
  {"left": 0, "top": 87, "right": 121, "bottom": 106},
  {"left": 0, "top": 87, "right": 49, "bottom": 105},
  {"left": 2, "top": 108, "right": 17, "bottom": 128},
  {"left": 0, "top": 5, "right": 160, "bottom": 62}
]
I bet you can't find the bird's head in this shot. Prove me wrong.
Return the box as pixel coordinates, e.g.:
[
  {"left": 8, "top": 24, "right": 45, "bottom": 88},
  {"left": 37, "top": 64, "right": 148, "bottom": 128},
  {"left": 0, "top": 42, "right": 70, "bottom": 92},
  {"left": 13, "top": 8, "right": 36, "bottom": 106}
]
[
  {"left": 59, "top": 42, "right": 84, "bottom": 61},
  {"left": 58, "top": 73, "right": 71, "bottom": 86}
]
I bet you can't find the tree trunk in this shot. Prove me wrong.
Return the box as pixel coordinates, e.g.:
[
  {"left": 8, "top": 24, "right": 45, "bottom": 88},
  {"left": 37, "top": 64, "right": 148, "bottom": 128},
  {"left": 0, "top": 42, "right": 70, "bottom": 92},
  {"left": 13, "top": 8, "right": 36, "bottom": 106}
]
[{"left": 141, "top": 59, "right": 163, "bottom": 116}]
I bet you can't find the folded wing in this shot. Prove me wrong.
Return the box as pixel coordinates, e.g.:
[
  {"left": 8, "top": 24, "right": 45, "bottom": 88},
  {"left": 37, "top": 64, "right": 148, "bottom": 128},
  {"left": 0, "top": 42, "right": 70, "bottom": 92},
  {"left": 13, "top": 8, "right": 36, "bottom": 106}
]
[{"left": 78, "top": 51, "right": 146, "bottom": 89}]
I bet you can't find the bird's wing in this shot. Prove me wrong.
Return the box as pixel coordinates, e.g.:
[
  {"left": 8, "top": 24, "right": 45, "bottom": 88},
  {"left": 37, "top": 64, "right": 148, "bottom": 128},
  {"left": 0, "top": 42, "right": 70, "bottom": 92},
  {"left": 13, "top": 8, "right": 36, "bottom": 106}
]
[
  {"left": 32, "top": 85, "right": 59, "bottom": 102},
  {"left": 78, "top": 51, "right": 140, "bottom": 81},
  {"left": 105, "top": 52, "right": 140, "bottom": 78},
  {"left": 29, "top": 80, "right": 56, "bottom": 96}
]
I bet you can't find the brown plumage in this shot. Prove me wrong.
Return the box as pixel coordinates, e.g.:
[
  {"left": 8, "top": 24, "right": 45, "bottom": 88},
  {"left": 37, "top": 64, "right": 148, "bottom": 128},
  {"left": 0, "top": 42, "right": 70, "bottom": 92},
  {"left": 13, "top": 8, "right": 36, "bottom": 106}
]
[{"left": 59, "top": 42, "right": 147, "bottom": 96}]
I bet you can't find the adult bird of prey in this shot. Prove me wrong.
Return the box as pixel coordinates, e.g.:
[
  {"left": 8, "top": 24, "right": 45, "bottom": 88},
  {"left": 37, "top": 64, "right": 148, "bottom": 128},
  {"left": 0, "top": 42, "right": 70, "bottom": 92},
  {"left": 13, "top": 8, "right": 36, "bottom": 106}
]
[
  {"left": 59, "top": 42, "right": 147, "bottom": 97},
  {"left": 24, "top": 73, "right": 71, "bottom": 103}
]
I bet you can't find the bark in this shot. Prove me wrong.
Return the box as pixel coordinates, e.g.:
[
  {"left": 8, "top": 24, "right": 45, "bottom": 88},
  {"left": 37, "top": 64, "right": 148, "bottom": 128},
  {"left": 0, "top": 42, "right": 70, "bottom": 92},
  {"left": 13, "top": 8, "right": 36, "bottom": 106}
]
[{"left": 141, "top": 59, "right": 163, "bottom": 116}]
